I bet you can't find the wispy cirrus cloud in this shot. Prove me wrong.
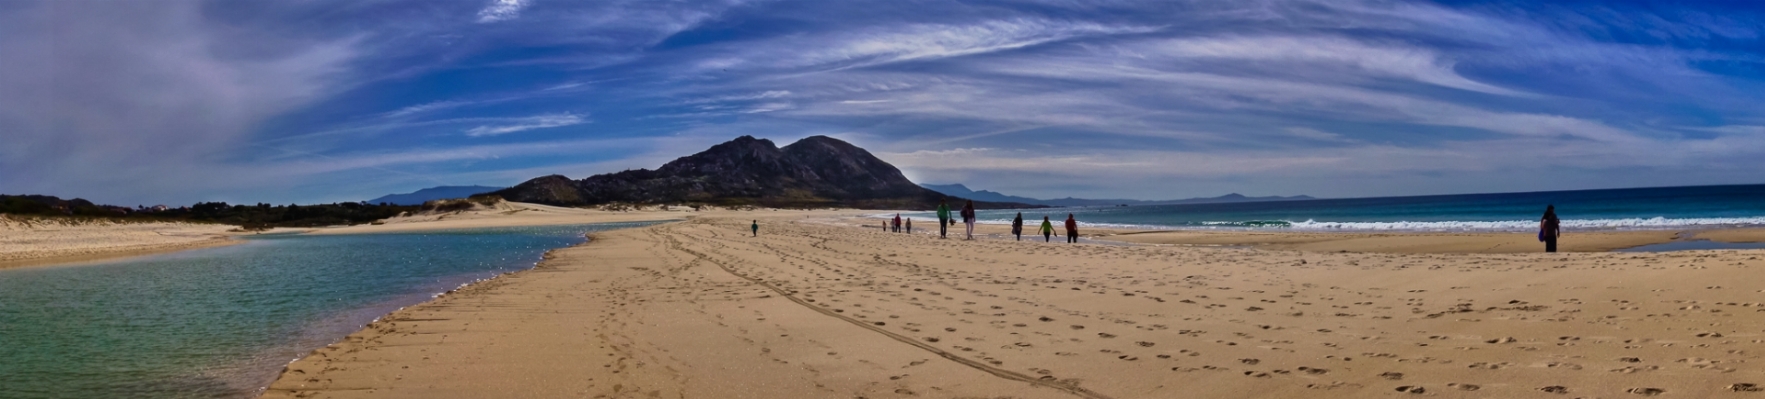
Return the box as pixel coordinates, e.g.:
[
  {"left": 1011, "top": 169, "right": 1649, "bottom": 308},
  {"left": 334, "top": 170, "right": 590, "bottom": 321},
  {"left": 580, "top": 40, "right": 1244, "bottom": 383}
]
[
  {"left": 10, "top": 0, "right": 1765, "bottom": 204},
  {"left": 477, "top": 0, "right": 530, "bottom": 23},
  {"left": 464, "top": 113, "right": 587, "bottom": 137}
]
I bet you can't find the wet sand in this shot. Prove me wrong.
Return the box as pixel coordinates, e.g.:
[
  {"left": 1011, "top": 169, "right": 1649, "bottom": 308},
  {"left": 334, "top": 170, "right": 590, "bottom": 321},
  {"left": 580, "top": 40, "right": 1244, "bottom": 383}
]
[
  {"left": 1099, "top": 230, "right": 1682, "bottom": 253},
  {"left": 263, "top": 215, "right": 1765, "bottom": 399},
  {"left": 1695, "top": 229, "right": 1765, "bottom": 244}
]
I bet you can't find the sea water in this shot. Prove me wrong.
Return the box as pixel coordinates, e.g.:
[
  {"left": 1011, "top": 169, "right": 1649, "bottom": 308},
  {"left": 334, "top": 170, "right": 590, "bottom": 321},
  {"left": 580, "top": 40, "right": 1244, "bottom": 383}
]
[
  {"left": 908, "top": 184, "right": 1765, "bottom": 232},
  {"left": 0, "top": 221, "right": 664, "bottom": 399}
]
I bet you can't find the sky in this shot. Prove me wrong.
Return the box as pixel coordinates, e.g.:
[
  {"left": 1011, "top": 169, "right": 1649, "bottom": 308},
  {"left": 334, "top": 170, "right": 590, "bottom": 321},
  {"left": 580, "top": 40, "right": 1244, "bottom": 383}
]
[{"left": 2, "top": 0, "right": 1763, "bottom": 205}]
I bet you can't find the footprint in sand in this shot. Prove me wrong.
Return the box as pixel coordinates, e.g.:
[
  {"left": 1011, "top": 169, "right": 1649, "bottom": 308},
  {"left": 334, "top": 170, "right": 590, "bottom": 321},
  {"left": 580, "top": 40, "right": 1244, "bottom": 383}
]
[
  {"left": 1378, "top": 372, "right": 1402, "bottom": 380},
  {"left": 1627, "top": 387, "right": 1665, "bottom": 396},
  {"left": 1539, "top": 385, "right": 1569, "bottom": 394}
]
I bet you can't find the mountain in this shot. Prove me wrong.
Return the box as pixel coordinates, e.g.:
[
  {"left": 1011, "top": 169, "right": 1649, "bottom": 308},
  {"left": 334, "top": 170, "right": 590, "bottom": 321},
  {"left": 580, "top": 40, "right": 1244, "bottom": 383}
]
[
  {"left": 921, "top": 184, "right": 1314, "bottom": 207},
  {"left": 368, "top": 186, "right": 504, "bottom": 206},
  {"left": 489, "top": 136, "right": 1036, "bottom": 209},
  {"left": 918, "top": 184, "right": 1046, "bottom": 204}
]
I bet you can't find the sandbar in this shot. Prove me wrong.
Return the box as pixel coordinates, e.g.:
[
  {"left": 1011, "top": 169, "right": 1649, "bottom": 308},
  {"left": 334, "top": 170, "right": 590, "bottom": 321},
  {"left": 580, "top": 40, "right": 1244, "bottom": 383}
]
[{"left": 263, "top": 214, "right": 1765, "bottom": 399}]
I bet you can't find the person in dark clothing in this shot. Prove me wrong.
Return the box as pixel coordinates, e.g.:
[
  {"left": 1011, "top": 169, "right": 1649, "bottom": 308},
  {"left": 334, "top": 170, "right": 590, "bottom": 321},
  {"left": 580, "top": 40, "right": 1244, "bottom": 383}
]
[
  {"left": 1064, "top": 214, "right": 1079, "bottom": 243},
  {"left": 1540, "top": 205, "right": 1561, "bottom": 253},
  {"left": 1011, "top": 213, "right": 1024, "bottom": 241},
  {"left": 893, "top": 214, "right": 902, "bottom": 233},
  {"left": 751, "top": 220, "right": 759, "bottom": 237},
  {"left": 905, "top": 218, "right": 912, "bottom": 234},
  {"left": 961, "top": 200, "right": 977, "bottom": 240}
]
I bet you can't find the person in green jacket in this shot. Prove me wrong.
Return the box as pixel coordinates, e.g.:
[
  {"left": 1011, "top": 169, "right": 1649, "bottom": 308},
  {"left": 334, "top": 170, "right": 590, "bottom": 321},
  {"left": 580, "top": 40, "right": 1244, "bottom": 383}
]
[
  {"left": 935, "top": 200, "right": 951, "bottom": 239},
  {"left": 751, "top": 220, "right": 759, "bottom": 237},
  {"left": 1039, "top": 216, "right": 1054, "bottom": 242}
]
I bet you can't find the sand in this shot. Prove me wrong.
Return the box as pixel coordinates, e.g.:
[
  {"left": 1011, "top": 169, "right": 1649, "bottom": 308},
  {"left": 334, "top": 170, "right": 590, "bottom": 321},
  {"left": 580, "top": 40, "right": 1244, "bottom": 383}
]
[
  {"left": 263, "top": 214, "right": 1765, "bottom": 399},
  {"left": 1695, "top": 229, "right": 1765, "bottom": 244},
  {"left": 1099, "top": 230, "right": 1682, "bottom": 253},
  {"left": 307, "top": 201, "right": 856, "bottom": 235},
  {"left": 0, "top": 215, "right": 240, "bottom": 269}
]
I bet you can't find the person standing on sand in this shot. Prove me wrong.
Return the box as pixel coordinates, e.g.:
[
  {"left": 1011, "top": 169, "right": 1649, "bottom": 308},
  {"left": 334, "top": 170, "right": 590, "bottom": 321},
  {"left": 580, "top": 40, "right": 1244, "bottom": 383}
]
[
  {"left": 1040, "top": 216, "right": 1054, "bottom": 242},
  {"left": 936, "top": 200, "right": 951, "bottom": 238},
  {"left": 1064, "top": 214, "right": 1079, "bottom": 243},
  {"left": 961, "top": 200, "right": 977, "bottom": 240},
  {"left": 906, "top": 218, "right": 912, "bottom": 234},
  {"left": 1011, "top": 213, "right": 1024, "bottom": 241},
  {"left": 751, "top": 220, "right": 759, "bottom": 237},
  {"left": 893, "top": 213, "right": 902, "bottom": 233},
  {"left": 1540, "top": 205, "right": 1562, "bottom": 253}
]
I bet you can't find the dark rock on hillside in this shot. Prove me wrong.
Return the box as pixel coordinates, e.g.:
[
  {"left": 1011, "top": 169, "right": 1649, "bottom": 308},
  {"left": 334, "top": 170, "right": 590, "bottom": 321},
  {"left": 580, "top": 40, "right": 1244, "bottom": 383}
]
[{"left": 489, "top": 136, "right": 1035, "bottom": 209}]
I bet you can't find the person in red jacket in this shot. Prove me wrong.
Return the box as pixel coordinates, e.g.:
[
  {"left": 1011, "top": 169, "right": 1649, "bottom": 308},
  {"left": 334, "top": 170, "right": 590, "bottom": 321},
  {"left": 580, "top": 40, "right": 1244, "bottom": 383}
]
[{"left": 1064, "top": 214, "right": 1078, "bottom": 243}]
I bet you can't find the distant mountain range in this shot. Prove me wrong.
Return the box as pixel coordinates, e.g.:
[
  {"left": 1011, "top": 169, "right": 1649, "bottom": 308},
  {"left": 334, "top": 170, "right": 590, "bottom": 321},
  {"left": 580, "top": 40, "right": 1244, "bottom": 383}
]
[
  {"left": 919, "top": 184, "right": 1314, "bottom": 207},
  {"left": 490, "top": 136, "right": 1036, "bottom": 209},
  {"left": 368, "top": 186, "right": 503, "bottom": 206}
]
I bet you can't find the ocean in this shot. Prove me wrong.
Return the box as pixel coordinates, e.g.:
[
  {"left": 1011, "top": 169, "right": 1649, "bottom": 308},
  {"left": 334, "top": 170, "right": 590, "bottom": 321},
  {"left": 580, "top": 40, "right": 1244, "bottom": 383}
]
[
  {"left": 901, "top": 184, "right": 1765, "bottom": 231},
  {"left": 0, "top": 221, "right": 663, "bottom": 399}
]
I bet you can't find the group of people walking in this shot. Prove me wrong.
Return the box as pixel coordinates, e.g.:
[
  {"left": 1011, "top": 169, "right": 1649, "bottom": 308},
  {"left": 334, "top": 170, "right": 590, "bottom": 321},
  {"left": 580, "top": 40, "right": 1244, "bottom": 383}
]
[
  {"left": 854, "top": 203, "right": 1565, "bottom": 253},
  {"left": 886, "top": 213, "right": 912, "bottom": 233},
  {"left": 918, "top": 199, "right": 1079, "bottom": 243}
]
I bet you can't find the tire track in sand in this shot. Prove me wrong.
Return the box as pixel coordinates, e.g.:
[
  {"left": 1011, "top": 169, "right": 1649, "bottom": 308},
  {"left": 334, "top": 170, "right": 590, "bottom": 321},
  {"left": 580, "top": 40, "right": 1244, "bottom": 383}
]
[{"left": 658, "top": 223, "right": 1115, "bottom": 399}]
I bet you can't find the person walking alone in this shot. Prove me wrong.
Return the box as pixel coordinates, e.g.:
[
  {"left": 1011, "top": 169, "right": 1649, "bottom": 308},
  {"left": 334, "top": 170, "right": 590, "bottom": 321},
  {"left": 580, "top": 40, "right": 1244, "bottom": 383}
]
[
  {"left": 751, "top": 220, "right": 759, "bottom": 237},
  {"left": 1040, "top": 216, "right": 1054, "bottom": 242},
  {"left": 936, "top": 200, "right": 951, "bottom": 238},
  {"left": 961, "top": 200, "right": 977, "bottom": 240},
  {"left": 1011, "top": 212, "right": 1024, "bottom": 241},
  {"left": 1064, "top": 214, "right": 1079, "bottom": 243},
  {"left": 1540, "top": 205, "right": 1562, "bottom": 253}
]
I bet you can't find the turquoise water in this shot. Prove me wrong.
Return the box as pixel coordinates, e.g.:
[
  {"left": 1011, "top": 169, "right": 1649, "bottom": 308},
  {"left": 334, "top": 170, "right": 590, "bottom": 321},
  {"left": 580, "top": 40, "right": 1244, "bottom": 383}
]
[
  {"left": 0, "top": 222, "right": 663, "bottom": 399},
  {"left": 905, "top": 184, "right": 1765, "bottom": 231}
]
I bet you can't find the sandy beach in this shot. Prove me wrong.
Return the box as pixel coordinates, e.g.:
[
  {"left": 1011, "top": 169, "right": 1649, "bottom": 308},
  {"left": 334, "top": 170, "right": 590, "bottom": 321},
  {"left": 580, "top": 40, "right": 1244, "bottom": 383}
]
[
  {"left": 261, "top": 212, "right": 1765, "bottom": 399},
  {"left": 0, "top": 216, "right": 240, "bottom": 269}
]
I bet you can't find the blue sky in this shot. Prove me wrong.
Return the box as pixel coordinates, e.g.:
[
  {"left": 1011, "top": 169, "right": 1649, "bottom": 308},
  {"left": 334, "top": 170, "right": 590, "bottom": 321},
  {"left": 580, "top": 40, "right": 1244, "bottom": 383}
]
[{"left": 3, "top": 0, "right": 1763, "bottom": 205}]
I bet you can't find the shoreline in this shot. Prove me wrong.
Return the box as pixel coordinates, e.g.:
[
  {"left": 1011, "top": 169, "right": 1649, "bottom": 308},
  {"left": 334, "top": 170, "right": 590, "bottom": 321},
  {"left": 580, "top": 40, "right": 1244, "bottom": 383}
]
[
  {"left": 257, "top": 226, "right": 623, "bottom": 397},
  {"left": 260, "top": 216, "right": 1765, "bottom": 398},
  {"left": 843, "top": 216, "right": 1765, "bottom": 254},
  {"left": 0, "top": 216, "right": 247, "bottom": 270},
  {"left": 0, "top": 236, "right": 242, "bottom": 270}
]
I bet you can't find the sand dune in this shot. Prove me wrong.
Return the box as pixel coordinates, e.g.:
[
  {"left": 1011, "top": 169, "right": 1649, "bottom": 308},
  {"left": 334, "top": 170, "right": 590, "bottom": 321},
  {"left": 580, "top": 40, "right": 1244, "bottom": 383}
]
[
  {"left": 0, "top": 216, "right": 238, "bottom": 269},
  {"left": 265, "top": 217, "right": 1765, "bottom": 399}
]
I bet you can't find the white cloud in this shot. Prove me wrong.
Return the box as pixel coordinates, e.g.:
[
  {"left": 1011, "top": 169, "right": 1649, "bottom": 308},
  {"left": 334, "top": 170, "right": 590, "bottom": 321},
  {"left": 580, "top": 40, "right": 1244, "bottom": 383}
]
[
  {"left": 464, "top": 113, "right": 586, "bottom": 136},
  {"left": 1143, "top": 36, "right": 1528, "bottom": 96},
  {"left": 740, "top": 102, "right": 793, "bottom": 113},
  {"left": 0, "top": 0, "right": 359, "bottom": 204},
  {"left": 477, "top": 0, "right": 529, "bottom": 23},
  {"left": 699, "top": 18, "right": 1161, "bottom": 72},
  {"left": 385, "top": 100, "right": 468, "bottom": 118}
]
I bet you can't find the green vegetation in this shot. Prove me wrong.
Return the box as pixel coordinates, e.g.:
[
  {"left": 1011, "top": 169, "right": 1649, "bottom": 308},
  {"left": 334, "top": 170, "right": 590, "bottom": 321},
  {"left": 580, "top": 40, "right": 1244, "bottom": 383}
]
[{"left": 1, "top": 194, "right": 419, "bottom": 229}]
